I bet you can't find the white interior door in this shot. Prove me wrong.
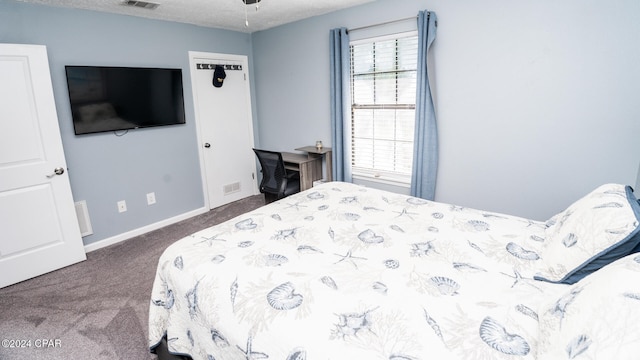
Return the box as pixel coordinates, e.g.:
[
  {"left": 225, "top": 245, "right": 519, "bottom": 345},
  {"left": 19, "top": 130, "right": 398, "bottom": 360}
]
[
  {"left": 189, "top": 52, "right": 258, "bottom": 209},
  {"left": 0, "top": 44, "right": 86, "bottom": 288}
]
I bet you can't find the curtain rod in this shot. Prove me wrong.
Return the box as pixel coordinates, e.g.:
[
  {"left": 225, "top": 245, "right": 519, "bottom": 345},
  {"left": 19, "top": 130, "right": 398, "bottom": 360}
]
[{"left": 347, "top": 15, "right": 418, "bottom": 34}]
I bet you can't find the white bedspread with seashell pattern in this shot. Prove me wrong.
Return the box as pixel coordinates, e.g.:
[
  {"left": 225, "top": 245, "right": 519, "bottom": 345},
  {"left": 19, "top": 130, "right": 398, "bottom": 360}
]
[{"left": 149, "top": 181, "right": 640, "bottom": 359}]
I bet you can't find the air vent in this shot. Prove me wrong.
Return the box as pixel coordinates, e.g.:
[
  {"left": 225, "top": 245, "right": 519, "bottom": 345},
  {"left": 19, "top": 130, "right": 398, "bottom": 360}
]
[
  {"left": 122, "top": 0, "right": 160, "bottom": 10},
  {"left": 223, "top": 182, "right": 241, "bottom": 195},
  {"left": 74, "top": 200, "right": 94, "bottom": 237}
]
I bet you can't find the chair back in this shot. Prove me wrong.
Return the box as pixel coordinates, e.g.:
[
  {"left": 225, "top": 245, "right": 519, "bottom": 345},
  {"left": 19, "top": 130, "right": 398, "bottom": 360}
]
[{"left": 253, "top": 149, "right": 288, "bottom": 195}]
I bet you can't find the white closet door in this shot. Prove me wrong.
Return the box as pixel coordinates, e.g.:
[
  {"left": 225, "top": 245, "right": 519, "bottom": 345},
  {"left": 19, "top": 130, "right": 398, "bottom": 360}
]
[
  {"left": 189, "top": 52, "right": 258, "bottom": 209},
  {"left": 0, "top": 43, "right": 86, "bottom": 288}
]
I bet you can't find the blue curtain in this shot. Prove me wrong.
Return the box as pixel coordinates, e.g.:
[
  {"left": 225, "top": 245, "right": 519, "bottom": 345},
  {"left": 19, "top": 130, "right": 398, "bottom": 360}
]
[
  {"left": 329, "top": 28, "right": 352, "bottom": 182},
  {"left": 410, "top": 11, "right": 438, "bottom": 200}
]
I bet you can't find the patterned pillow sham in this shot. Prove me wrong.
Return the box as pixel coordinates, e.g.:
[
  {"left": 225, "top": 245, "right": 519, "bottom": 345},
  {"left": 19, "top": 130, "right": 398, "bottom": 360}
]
[
  {"left": 534, "top": 184, "right": 640, "bottom": 284},
  {"left": 537, "top": 253, "right": 640, "bottom": 359}
]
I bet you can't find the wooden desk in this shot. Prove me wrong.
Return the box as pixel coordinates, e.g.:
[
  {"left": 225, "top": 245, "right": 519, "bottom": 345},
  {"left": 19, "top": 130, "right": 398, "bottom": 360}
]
[
  {"left": 281, "top": 152, "right": 323, "bottom": 191},
  {"left": 294, "top": 146, "right": 333, "bottom": 182}
]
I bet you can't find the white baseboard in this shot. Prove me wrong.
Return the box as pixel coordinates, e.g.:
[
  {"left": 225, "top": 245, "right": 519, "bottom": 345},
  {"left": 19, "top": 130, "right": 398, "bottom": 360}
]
[{"left": 83, "top": 206, "right": 209, "bottom": 253}]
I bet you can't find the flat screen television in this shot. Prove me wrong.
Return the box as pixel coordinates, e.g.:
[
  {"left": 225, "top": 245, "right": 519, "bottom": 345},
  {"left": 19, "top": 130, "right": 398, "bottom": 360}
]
[{"left": 65, "top": 66, "right": 186, "bottom": 135}]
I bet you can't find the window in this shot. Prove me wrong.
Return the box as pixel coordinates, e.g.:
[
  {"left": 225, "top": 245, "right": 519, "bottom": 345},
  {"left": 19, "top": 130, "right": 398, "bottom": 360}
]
[{"left": 350, "top": 32, "right": 418, "bottom": 185}]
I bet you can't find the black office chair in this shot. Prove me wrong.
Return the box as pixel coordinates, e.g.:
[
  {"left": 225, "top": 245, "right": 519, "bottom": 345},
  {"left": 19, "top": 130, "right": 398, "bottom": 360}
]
[{"left": 253, "top": 148, "right": 301, "bottom": 203}]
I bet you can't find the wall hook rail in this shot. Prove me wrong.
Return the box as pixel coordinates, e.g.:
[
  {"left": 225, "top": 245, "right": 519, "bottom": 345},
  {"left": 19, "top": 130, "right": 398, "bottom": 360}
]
[{"left": 196, "top": 63, "right": 243, "bottom": 70}]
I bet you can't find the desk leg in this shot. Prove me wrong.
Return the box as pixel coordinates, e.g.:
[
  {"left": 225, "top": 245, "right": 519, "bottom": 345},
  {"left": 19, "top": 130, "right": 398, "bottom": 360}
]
[
  {"left": 298, "top": 158, "right": 323, "bottom": 191},
  {"left": 298, "top": 162, "right": 313, "bottom": 191},
  {"left": 307, "top": 151, "right": 333, "bottom": 182}
]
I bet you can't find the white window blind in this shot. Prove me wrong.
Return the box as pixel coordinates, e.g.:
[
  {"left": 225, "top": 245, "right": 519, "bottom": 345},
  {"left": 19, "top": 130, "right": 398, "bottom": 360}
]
[{"left": 350, "top": 32, "right": 418, "bottom": 184}]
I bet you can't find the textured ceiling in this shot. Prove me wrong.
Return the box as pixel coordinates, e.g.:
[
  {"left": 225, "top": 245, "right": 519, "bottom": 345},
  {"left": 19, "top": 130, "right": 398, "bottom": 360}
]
[{"left": 16, "top": 0, "right": 375, "bottom": 33}]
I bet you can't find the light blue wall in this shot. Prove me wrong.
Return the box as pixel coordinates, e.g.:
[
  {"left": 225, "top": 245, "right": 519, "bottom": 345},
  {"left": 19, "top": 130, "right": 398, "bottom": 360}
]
[
  {"left": 1, "top": 1, "right": 255, "bottom": 245},
  {"left": 253, "top": 0, "right": 640, "bottom": 220},
  {"left": 3, "top": 0, "right": 639, "bottom": 247}
]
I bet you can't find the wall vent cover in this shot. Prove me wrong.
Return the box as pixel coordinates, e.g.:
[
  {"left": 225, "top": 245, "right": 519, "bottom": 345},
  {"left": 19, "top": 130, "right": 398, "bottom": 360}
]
[
  {"left": 74, "top": 200, "right": 94, "bottom": 237},
  {"left": 122, "top": 0, "right": 160, "bottom": 10},
  {"left": 223, "top": 182, "right": 241, "bottom": 195}
]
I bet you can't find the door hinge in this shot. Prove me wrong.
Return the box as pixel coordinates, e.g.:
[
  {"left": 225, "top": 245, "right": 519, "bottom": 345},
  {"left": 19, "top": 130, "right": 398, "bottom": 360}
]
[
  {"left": 244, "top": 73, "right": 247, "bottom": 81},
  {"left": 252, "top": 172, "right": 255, "bottom": 179}
]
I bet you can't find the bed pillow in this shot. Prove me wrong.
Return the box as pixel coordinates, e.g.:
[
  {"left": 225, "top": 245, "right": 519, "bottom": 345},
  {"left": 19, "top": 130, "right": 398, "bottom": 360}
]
[
  {"left": 534, "top": 184, "right": 640, "bottom": 284},
  {"left": 537, "top": 253, "right": 640, "bottom": 359}
]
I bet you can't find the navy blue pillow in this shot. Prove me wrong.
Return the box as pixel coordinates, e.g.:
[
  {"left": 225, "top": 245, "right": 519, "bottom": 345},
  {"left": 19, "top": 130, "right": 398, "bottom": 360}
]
[{"left": 629, "top": 198, "right": 640, "bottom": 255}]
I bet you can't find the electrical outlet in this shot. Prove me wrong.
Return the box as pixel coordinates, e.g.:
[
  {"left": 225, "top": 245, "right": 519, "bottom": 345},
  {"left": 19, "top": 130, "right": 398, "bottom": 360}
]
[
  {"left": 146, "top": 192, "right": 156, "bottom": 205},
  {"left": 117, "top": 200, "right": 127, "bottom": 213}
]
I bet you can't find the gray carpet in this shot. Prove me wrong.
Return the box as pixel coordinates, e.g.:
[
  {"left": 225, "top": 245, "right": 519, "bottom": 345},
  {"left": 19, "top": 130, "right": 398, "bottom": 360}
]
[{"left": 0, "top": 194, "right": 265, "bottom": 360}]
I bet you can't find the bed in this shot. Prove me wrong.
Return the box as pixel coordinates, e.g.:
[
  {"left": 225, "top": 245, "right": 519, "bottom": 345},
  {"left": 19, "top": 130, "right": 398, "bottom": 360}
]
[{"left": 149, "top": 181, "right": 640, "bottom": 359}]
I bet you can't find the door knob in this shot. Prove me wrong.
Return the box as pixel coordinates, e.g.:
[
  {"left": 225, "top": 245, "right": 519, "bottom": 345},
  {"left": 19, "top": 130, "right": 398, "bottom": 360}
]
[
  {"left": 204, "top": 143, "right": 211, "bottom": 148},
  {"left": 47, "top": 167, "right": 65, "bottom": 178}
]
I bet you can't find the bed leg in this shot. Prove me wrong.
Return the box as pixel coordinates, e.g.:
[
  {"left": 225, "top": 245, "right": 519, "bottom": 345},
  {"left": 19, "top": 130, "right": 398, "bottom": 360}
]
[{"left": 154, "top": 337, "right": 192, "bottom": 360}]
